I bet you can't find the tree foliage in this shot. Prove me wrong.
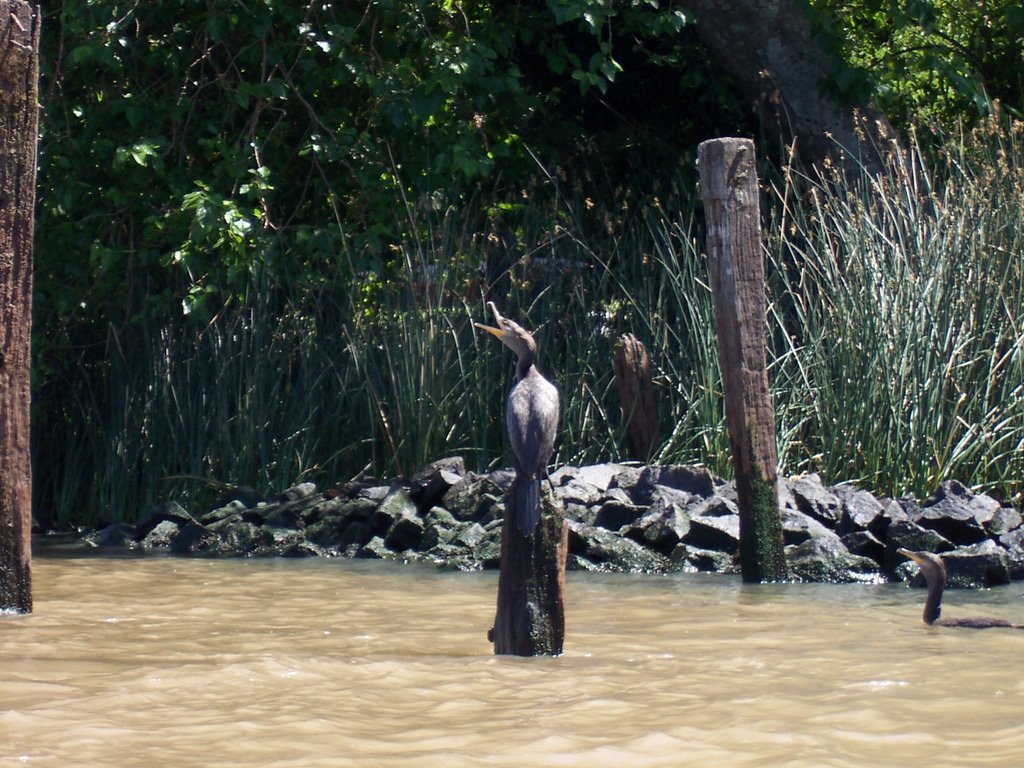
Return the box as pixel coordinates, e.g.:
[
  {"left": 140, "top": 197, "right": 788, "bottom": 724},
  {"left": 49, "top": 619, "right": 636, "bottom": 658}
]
[
  {"left": 36, "top": 0, "right": 734, "bottom": 331},
  {"left": 808, "top": 0, "right": 1024, "bottom": 126}
]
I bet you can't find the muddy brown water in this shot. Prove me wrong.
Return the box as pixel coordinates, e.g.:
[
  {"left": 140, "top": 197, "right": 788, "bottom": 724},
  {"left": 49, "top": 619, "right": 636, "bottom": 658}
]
[{"left": 3, "top": 554, "right": 1023, "bottom": 767}]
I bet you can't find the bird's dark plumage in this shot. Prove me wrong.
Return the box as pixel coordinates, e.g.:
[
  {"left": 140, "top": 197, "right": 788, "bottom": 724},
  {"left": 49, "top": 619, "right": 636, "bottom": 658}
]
[
  {"left": 475, "top": 302, "right": 559, "bottom": 535},
  {"left": 898, "top": 548, "right": 1021, "bottom": 629}
]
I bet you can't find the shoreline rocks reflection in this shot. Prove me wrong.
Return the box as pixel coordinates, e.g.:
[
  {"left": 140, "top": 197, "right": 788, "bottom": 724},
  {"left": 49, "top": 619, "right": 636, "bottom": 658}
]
[{"left": 41, "top": 459, "right": 1024, "bottom": 587}]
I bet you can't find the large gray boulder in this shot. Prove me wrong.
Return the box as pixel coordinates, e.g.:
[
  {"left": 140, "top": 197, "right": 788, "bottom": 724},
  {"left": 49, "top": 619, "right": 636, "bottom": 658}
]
[
  {"left": 788, "top": 474, "right": 844, "bottom": 528},
  {"left": 787, "top": 535, "right": 884, "bottom": 584},
  {"left": 912, "top": 480, "right": 997, "bottom": 545},
  {"left": 622, "top": 496, "right": 691, "bottom": 555},
  {"left": 567, "top": 520, "right": 670, "bottom": 573},
  {"left": 683, "top": 495, "right": 740, "bottom": 552}
]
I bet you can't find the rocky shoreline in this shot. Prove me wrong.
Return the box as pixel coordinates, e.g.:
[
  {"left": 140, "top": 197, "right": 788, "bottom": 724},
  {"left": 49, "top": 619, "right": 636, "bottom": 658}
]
[{"left": 38, "top": 459, "right": 1024, "bottom": 588}]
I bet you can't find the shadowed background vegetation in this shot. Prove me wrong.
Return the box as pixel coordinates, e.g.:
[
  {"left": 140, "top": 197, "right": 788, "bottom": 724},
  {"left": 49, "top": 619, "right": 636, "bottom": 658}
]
[{"left": 32, "top": 1, "right": 1024, "bottom": 526}]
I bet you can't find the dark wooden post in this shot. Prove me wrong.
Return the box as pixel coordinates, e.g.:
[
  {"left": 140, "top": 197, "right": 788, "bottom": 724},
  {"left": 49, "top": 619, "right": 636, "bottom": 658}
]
[
  {"left": 0, "top": 0, "right": 39, "bottom": 613},
  {"left": 697, "top": 137, "right": 788, "bottom": 583},
  {"left": 613, "top": 333, "right": 658, "bottom": 461},
  {"left": 491, "top": 483, "right": 568, "bottom": 655}
]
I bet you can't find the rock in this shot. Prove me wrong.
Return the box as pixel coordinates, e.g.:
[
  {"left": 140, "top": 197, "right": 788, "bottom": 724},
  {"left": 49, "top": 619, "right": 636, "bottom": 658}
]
[
  {"left": 383, "top": 509, "right": 425, "bottom": 552},
  {"left": 301, "top": 512, "right": 343, "bottom": 547},
  {"left": 338, "top": 521, "right": 374, "bottom": 553},
  {"left": 593, "top": 488, "right": 643, "bottom": 531},
  {"left": 200, "top": 499, "right": 249, "bottom": 525},
  {"left": 787, "top": 536, "right": 884, "bottom": 583},
  {"left": 277, "top": 539, "right": 323, "bottom": 558},
  {"left": 941, "top": 541, "right": 1011, "bottom": 588},
  {"left": 454, "top": 522, "right": 488, "bottom": 550},
  {"left": 562, "top": 502, "right": 596, "bottom": 526},
  {"left": 219, "top": 520, "right": 273, "bottom": 555},
  {"left": 358, "top": 536, "right": 394, "bottom": 560},
  {"left": 683, "top": 495, "right": 740, "bottom": 552},
  {"left": 912, "top": 480, "right": 996, "bottom": 545},
  {"left": 88, "top": 522, "right": 136, "bottom": 548},
  {"left": 986, "top": 506, "right": 1022, "bottom": 537},
  {"left": 277, "top": 482, "right": 318, "bottom": 502},
  {"left": 140, "top": 520, "right": 181, "bottom": 549},
  {"left": 607, "top": 465, "right": 645, "bottom": 496},
  {"left": 419, "top": 507, "right": 461, "bottom": 551},
  {"left": 999, "top": 528, "right": 1024, "bottom": 580},
  {"left": 841, "top": 530, "right": 886, "bottom": 565},
  {"left": 136, "top": 501, "right": 202, "bottom": 540},
  {"left": 789, "top": 474, "right": 844, "bottom": 527},
  {"left": 833, "top": 485, "right": 885, "bottom": 535},
  {"left": 567, "top": 521, "right": 669, "bottom": 573},
  {"left": 324, "top": 496, "right": 379, "bottom": 525},
  {"left": 169, "top": 521, "right": 219, "bottom": 555},
  {"left": 779, "top": 506, "right": 834, "bottom": 546},
  {"left": 409, "top": 457, "right": 466, "bottom": 511},
  {"left": 553, "top": 474, "right": 604, "bottom": 508},
  {"left": 305, "top": 514, "right": 362, "bottom": 553},
  {"left": 632, "top": 465, "right": 716, "bottom": 505},
  {"left": 553, "top": 463, "right": 627, "bottom": 492},
  {"left": 670, "top": 544, "right": 737, "bottom": 573},
  {"left": 358, "top": 485, "right": 391, "bottom": 504},
  {"left": 374, "top": 487, "right": 417, "bottom": 529},
  {"left": 623, "top": 497, "right": 691, "bottom": 555},
  {"left": 263, "top": 504, "right": 304, "bottom": 530},
  {"left": 884, "top": 519, "right": 952, "bottom": 573},
  {"left": 442, "top": 474, "right": 506, "bottom": 522}
]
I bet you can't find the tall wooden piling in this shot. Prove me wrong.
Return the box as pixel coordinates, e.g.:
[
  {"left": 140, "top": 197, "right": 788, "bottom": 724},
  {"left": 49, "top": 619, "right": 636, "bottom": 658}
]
[
  {"left": 0, "top": 1, "right": 39, "bottom": 613},
  {"left": 491, "top": 483, "right": 568, "bottom": 656},
  {"left": 697, "top": 137, "right": 788, "bottom": 583}
]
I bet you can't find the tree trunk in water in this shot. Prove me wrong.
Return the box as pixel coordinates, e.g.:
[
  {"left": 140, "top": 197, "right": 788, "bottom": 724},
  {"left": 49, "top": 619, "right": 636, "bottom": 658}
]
[
  {"left": 698, "top": 137, "right": 788, "bottom": 584},
  {"left": 613, "top": 333, "right": 658, "bottom": 461},
  {"left": 685, "top": 0, "right": 896, "bottom": 174},
  {"left": 491, "top": 482, "right": 567, "bottom": 656},
  {"left": 0, "top": 0, "right": 39, "bottom": 613}
]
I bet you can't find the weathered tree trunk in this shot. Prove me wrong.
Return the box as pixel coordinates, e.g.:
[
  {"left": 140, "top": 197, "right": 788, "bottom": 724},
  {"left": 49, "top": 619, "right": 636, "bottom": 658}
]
[
  {"left": 0, "top": 1, "right": 39, "bottom": 613},
  {"left": 491, "top": 482, "right": 567, "bottom": 656},
  {"left": 697, "top": 137, "right": 788, "bottom": 584},
  {"left": 685, "top": 0, "right": 896, "bottom": 175},
  {"left": 613, "top": 333, "right": 658, "bottom": 461}
]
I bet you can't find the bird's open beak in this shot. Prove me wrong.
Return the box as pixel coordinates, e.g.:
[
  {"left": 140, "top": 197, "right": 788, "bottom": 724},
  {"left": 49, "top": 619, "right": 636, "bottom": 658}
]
[
  {"left": 474, "top": 301, "right": 508, "bottom": 340},
  {"left": 897, "top": 548, "right": 923, "bottom": 564},
  {"left": 474, "top": 322, "right": 507, "bottom": 340}
]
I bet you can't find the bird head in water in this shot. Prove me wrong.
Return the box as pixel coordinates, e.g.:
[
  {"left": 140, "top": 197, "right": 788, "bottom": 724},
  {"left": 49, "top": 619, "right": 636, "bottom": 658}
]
[{"left": 474, "top": 302, "right": 537, "bottom": 360}]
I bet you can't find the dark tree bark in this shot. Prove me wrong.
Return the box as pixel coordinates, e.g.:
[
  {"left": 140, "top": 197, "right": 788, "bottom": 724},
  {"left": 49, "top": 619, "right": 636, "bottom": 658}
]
[
  {"left": 613, "top": 333, "right": 658, "bottom": 461},
  {"left": 685, "top": 0, "right": 897, "bottom": 174},
  {"left": 0, "top": 1, "right": 39, "bottom": 614},
  {"left": 698, "top": 137, "right": 788, "bottom": 584}
]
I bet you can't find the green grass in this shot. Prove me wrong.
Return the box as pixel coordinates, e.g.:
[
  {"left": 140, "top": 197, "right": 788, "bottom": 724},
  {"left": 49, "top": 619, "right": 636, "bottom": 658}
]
[{"left": 33, "top": 121, "right": 1024, "bottom": 526}]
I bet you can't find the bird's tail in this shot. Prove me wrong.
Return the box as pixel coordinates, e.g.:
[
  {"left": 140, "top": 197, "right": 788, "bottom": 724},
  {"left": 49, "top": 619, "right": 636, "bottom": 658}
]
[{"left": 514, "top": 474, "right": 541, "bottom": 535}]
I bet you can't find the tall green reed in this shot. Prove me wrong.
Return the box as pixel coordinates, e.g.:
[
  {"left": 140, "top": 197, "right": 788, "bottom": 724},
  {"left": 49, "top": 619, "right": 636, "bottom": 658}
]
[{"left": 768, "top": 118, "right": 1024, "bottom": 498}]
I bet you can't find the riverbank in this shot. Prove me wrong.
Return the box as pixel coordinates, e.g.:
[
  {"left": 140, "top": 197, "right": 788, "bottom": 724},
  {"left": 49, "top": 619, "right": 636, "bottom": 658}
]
[{"left": 38, "top": 460, "right": 1024, "bottom": 587}]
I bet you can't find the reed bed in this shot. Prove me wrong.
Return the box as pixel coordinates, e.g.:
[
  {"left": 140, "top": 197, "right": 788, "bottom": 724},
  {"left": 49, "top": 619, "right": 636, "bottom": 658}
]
[{"left": 34, "top": 124, "right": 1024, "bottom": 526}]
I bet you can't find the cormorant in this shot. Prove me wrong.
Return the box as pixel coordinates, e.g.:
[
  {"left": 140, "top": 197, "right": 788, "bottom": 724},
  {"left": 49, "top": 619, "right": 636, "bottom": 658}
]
[
  {"left": 475, "top": 302, "right": 559, "bottom": 535},
  {"left": 898, "top": 548, "right": 1021, "bottom": 629}
]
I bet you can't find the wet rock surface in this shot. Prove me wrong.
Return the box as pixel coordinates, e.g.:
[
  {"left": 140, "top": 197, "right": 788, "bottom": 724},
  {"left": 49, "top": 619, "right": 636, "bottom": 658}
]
[{"left": 38, "top": 462, "right": 1024, "bottom": 587}]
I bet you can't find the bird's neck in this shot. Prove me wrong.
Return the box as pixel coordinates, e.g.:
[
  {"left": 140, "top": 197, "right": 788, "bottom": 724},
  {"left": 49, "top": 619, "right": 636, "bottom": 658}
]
[
  {"left": 923, "top": 579, "right": 944, "bottom": 624},
  {"left": 516, "top": 353, "right": 537, "bottom": 381}
]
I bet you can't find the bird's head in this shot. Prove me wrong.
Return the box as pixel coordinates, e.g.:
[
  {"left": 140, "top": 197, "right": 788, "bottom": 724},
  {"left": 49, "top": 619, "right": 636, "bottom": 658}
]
[
  {"left": 475, "top": 302, "right": 537, "bottom": 360},
  {"left": 897, "top": 548, "right": 948, "bottom": 590}
]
